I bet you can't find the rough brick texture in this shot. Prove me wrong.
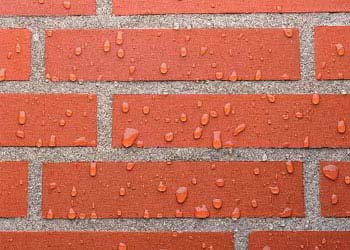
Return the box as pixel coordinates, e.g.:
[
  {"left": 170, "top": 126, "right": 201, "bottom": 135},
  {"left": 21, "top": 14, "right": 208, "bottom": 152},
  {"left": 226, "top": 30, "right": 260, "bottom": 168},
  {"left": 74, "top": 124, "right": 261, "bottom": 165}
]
[
  {"left": 320, "top": 162, "right": 350, "bottom": 217},
  {"left": 45, "top": 29, "right": 300, "bottom": 82},
  {"left": 114, "top": 0, "right": 350, "bottom": 15},
  {"left": 0, "top": 94, "right": 97, "bottom": 147},
  {"left": 0, "top": 162, "right": 27, "bottom": 218},
  {"left": 315, "top": 26, "right": 350, "bottom": 80},
  {"left": 42, "top": 161, "right": 304, "bottom": 219},
  {"left": 249, "top": 231, "right": 350, "bottom": 249},
  {"left": 113, "top": 94, "right": 350, "bottom": 148},
  {"left": 0, "top": 29, "right": 31, "bottom": 81},
  {"left": 0, "top": 0, "right": 95, "bottom": 16},
  {"left": 0, "top": 232, "right": 233, "bottom": 249}
]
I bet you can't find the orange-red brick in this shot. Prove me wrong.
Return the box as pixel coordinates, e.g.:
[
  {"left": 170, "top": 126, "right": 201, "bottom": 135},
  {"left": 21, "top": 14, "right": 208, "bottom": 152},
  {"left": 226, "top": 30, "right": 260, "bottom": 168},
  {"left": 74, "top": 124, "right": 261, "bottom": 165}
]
[
  {"left": 0, "top": 94, "right": 96, "bottom": 147},
  {"left": 315, "top": 26, "right": 350, "bottom": 80},
  {"left": 114, "top": 0, "right": 350, "bottom": 15},
  {"left": 113, "top": 94, "right": 350, "bottom": 148},
  {"left": 249, "top": 231, "right": 350, "bottom": 249},
  {"left": 45, "top": 29, "right": 300, "bottom": 82},
  {"left": 42, "top": 161, "right": 304, "bottom": 219},
  {"left": 0, "top": 0, "right": 95, "bottom": 16},
  {"left": 0, "top": 232, "right": 233, "bottom": 249},
  {"left": 0, "top": 162, "right": 27, "bottom": 218},
  {"left": 0, "top": 29, "right": 31, "bottom": 81},
  {"left": 320, "top": 162, "right": 350, "bottom": 217}
]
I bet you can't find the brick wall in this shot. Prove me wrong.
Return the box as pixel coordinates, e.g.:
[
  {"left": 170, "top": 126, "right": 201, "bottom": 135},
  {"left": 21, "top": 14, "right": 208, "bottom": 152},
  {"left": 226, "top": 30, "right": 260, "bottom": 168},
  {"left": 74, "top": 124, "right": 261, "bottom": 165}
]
[{"left": 0, "top": 0, "right": 349, "bottom": 249}]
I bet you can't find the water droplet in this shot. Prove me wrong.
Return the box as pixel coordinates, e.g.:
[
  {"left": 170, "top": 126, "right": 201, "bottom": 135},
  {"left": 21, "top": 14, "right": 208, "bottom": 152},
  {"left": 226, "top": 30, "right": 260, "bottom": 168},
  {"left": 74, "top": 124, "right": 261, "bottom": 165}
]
[
  {"left": 312, "top": 94, "right": 320, "bottom": 105},
  {"left": 71, "top": 186, "right": 77, "bottom": 197},
  {"left": 121, "top": 102, "right": 129, "bottom": 113},
  {"left": 263, "top": 246, "right": 271, "bottom": 250},
  {"left": 286, "top": 161, "right": 294, "bottom": 174},
  {"left": 63, "top": 0, "right": 71, "bottom": 9},
  {"left": 253, "top": 168, "right": 260, "bottom": 175},
  {"left": 200, "top": 46, "right": 208, "bottom": 56},
  {"left": 212, "top": 131, "right": 222, "bottom": 149},
  {"left": 251, "top": 199, "right": 258, "bottom": 208},
  {"left": 279, "top": 207, "right": 292, "bottom": 218},
  {"left": 335, "top": 43, "right": 345, "bottom": 56},
  {"left": 119, "top": 187, "right": 126, "bottom": 196},
  {"left": 193, "top": 127, "right": 203, "bottom": 139},
  {"left": 331, "top": 194, "right": 338, "bottom": 204},
  {"left": 122, "top": 128, "right": 139, "bottom": 148},
  {"left": 201, "top": 114, "right": 209, "bottom": 126},
  {"left": 116, "top": 31, "right": 124, "bottom": 45},
  {"left": 16, "top": 130, "right": 25, "bottom": 139},
  {"left": 68, "top": 208, "right": 76, "bottom": 220},
  {"left": 90, "top": 162, "right": 97, "bottom": 177},
  {"left": 233, "top": 123, "right": 246, "bottom": 136},
  {"left": 345, "top": 176, "right": 350, "bottom": 185},
  {"left": 15, "top": 43, "right": 21, "bottom": 53},
  {"left": 215, "top": 72, "right": 224, "bottom": 80},
  {"left": 0, "top": 68, "right": 6, "bottom": 81},
  {"left": 255, "top": 70, "right": 262, "bottom": 80},
  {"left": 194, "top": 205, "right": 210, "bottom": 218},
  {"left": 180, "top": 113, "right": 187, "bottom": 122},
  {"left": 283, "top": 28, "right": 293, "bottom": 38},
  {"left": 322, "top": 164, "right": 339, "bottom": 181},
  {"left": 160, "top": 63, "right": 168, "bottom": 74},
  {"left": 142, "top": 106, "right": 150, "bottom": 115},
  {"left": 215, "top": 178, "right": 225, "bottom": 187},
  {"left": 229, "top": 71, "right": 238, "bottom": 81},
  {"left": 337, "top": 120, "right": 346, "bottom": 134},
  {"left": 117, "top": 49, "right": 125, "bottom": 58},
  {"left": 157, "top": 181, "right": 167, "bottom": 192},
  {"left": 175, "top": 186, "right": 188, "bottom": 204},
  {"left": 267, "top": 94, "right": 276, "bottom": 103},
  {"left": 212, "top": 198, "right": 223, "bottom": 209},
  {"left": 65, "top": 109, "right": 73, "bottom": 117},
  {"left": 126, "top": 162, "right": 135, "bottom": 171},
  {"left": 270, "top": 186, "right": 280, "bottom": 195},
  {"left": 49, "top": 135, "right": 56, "bottom": 147},
  {"left": 103, "top": 39, "right": 111, "bottom": 52},
  {"left": 224, "top": 103, "right": 231, "bottom": 116},
  {"left": 231, "top": 207, "right": 241, "bottom": 219},
  {"left": 118, "top": 242, "right": 127, "bottom": 250},
  {"left": 164, "top": 132, "right": 174, "bottom": 142},
  {"left": 18, "top": 111, "right": 26, "bottom": 125},
  {"left": 46, "top": 209, "right": 54, "bottom": 219},
  {"left": 75, "top": 47, "right": 82, "bottom": 56},
  {"left": 180, "top": 47, "right": 187, "bottom": 57}
]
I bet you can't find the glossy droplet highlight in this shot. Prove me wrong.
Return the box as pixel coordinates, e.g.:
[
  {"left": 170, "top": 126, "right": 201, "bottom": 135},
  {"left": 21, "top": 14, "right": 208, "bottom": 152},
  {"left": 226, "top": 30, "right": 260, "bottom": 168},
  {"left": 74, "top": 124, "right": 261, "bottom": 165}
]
[
  {"left": 312, "top": 94, "right": 320, "bottom": 105},
  {"left": 157, "top": 181, "right": 167, "bottom": 192},
  {"left": 337, "top": 120, "right": 346, "bottom": 134},
  {"left": 18, "top": 111, "right": 26, "bottom": 125},
  {"left": 322, "top": 164, "right": 339, "bottom": 181},
  {"left": 193, "top": 127, "right": 203, "bottom": 139},
  {"left": 103, "top": 39, "right": 111, "bottom": 52},
  {"left": 212, "top": 131, "right": 222, "bottom": 149},
  {"left": 233, "top": 123, "right": 246, "bottom": 136},
  {"left": 212, "top": 198, "right": 223, "bottom": 209},
  {"left": 160, "top": 63, "right": 168, "bottom": 74},
  {"left": 122, "top": 128, "right": 139, "bottom": 148},
  {"left": 201, "top": 114, "right": 209, "bottom": 126},
  {"left": 194, "top": 205, "right": 209, "bottom": 218},
  {"left": 121, "top": 102, "right": 129, "bottom": 113},
  {"left": 90, "top": 162, "right": 97, "bottom": 177},
  {"left": 175, "top": 186, "right": 188, "bottom": 204},
  {"left": 286, "top": 161, "right": 294, "bottom": 174},
  {"left": 335, "top": 43, "right": 345, "bottom": 56}
]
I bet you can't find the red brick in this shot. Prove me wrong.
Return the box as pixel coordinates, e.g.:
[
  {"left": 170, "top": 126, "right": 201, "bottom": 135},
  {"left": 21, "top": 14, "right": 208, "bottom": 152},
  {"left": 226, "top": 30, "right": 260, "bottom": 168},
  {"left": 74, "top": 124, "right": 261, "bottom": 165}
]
[
  {"left": 320, "top": 162, "right": 350, "bottom": 217},
  {"left": 0, "top": 232, "right": 233, "bottom": 249},
  {"left": 0, "top": 94, "right": 96, "bottom": 147},
  {"left": 113, "top": 0, "right": 350, "bottom": 15},
  {"left": 0, "top": 0, "right": 95, "bottom": 16},
  {"left": 113, "top": 94, "right": 350, "bottom": 148},
  {"left": 249, "top": 231, "right": 350, "bottom": 249},
  {"left": 45, "top": 29, "right": 300, "bottom": 82},
  {"left": 315, "top": 26, "right": 350, "bottom": 80},
  {"left": 0, "top": 29, "right": 31, "bottom": 81},
  {"left": 0, "top": 162, "right": 27, "bottom": 218},
  {"left": 42, "top": 161, "right": 304, "bottom": 219}
]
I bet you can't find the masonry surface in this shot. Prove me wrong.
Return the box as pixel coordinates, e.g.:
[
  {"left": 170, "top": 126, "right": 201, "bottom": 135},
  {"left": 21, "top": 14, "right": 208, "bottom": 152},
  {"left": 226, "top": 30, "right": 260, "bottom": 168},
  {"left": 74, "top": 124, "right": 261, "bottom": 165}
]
[{"left": 0, "top": 0, "right": 350, "bottom": 249}]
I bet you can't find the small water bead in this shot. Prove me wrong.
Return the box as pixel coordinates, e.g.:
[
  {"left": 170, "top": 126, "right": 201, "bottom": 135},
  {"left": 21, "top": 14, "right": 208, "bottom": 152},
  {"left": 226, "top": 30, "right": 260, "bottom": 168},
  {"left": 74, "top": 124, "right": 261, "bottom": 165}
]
[
  {"left": 322, "top": 164, "right": 339, "bottom": 181},
  {"left": 193, "top": 127, "right": 203, "bottom": 140},
  {"left": 337, "top": 120, "right": 346, "bottom": 134},
  {"left": 212, "top": 131, "right": 222, "bottom": 149},
  {"left": 312, "top": 94, "right": 320, "bottom": 105},
  {"left": 18, "top": 111, "right": 26, "bottom": 125},
  {"left": 122, "top": 128, "right": 139, "bottom": 148},
  {"left": 335, "top": 43, "right": 345, "bottom": 56},
  {"left": 175, "top": 186, "right": 188, "bottom": 204},
  {"left": 212, "top": 198, "right": 223, "bottom": 209},
  {"left": 215, "top": 178, "right": 225, "bottom": 187},
  {"left": 233, "top": 123, "right": 246, "bottom": 136},
  {"left": 157, "top": 181, "right": 167, "bottom": 192},
  {"left": 194, "top": 205, "right": 210, "bottom": 218}
]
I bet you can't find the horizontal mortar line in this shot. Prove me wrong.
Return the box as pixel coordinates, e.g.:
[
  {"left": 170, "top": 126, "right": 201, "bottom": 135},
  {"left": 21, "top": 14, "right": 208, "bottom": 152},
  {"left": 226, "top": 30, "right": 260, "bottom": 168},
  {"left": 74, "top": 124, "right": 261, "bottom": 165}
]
[
  {"left": 0, "top": 16, "right": 350, "bottom": 29},
  {"left": 2, "top": 82, "right": 350, "bottom": 93},
  {"left": 0, "top": 218, "right": 350, "bottom": 230},
  {"left": 1, "top": 148, "right": 350, "bottom": 161}
]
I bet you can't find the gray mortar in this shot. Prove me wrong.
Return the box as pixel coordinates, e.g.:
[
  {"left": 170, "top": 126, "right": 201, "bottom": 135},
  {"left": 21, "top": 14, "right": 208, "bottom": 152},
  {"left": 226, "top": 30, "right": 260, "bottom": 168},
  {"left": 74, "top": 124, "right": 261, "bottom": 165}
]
[{"left": 0, "top": 0, "right": 350, "bottom": 249}]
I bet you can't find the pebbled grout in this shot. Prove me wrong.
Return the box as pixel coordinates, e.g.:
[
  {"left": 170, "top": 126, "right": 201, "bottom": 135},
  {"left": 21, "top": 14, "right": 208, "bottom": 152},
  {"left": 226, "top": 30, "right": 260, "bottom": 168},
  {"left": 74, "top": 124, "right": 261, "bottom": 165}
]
[{"left": 0, "top": 0, "right": 349, "bottom": 249}]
